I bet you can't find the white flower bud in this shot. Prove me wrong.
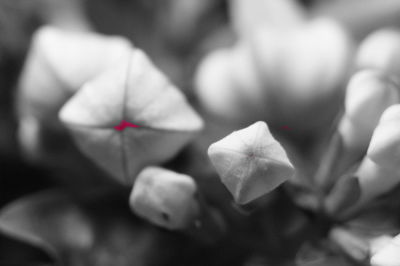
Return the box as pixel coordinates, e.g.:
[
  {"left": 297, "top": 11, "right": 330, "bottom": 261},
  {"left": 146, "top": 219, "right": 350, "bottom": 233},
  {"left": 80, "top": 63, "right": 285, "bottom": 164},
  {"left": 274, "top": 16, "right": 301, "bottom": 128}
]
[
  {"left": 250, "top": 18, "right": 352, "bottom": 132},
  {"left": 194, "top": 43, "right": 266, "bottom": 122},
  {"left": 339, "top": 70, "right": 400, "bottom": 151},
  {"left": 129, "top": 167, "right": 200, "bottom": 230},
  {"left": 357, "top": 29, "right": 400, "bottom": 76},
  {"left": 208, "top": 121, "right": 295, "bottom": 204},
  {"left": 368, "top": 105, "right": 400, "bottom": 169},
  {"left": 349, "top": 106, "right": 400, "bottom": 210}
]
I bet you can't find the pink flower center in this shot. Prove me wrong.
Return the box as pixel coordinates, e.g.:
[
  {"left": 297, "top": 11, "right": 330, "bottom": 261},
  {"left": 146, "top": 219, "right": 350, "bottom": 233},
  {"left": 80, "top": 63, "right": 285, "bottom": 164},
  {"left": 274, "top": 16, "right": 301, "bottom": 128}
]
[{"left": 114, "top": 120, "right": 140, "bottom": 131}]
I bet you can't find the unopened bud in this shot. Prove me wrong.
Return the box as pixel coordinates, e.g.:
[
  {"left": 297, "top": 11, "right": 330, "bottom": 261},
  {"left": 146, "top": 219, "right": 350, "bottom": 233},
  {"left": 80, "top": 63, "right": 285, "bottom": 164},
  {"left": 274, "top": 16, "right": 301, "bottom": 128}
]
[{"left": 208, "top": 121, "right": 295, "bottom": 205}]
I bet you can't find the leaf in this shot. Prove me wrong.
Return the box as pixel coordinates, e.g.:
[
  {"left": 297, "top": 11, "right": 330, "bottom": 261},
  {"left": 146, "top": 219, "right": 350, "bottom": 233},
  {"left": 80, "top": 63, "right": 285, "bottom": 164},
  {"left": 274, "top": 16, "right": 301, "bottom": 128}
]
[
  {"left": 0, "top": 233, "right": 54, "bottom": 266},
  {"left": 59, "top": 49, "right": 203, "bottom": 185},
  {"left": 0, "top": 190, "right": 94, "bottom": 258},
  {"left": 0, "top": 189, "right": 176, "bottom": 266}
]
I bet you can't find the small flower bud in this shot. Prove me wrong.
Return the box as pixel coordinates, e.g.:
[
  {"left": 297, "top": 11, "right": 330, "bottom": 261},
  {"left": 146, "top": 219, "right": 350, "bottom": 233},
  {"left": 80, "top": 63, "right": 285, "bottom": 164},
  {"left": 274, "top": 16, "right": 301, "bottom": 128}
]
[
  {"left": 194, "top": 44, "right": 265, "bottom": 122},
  {"left": 250, "top": 18, "right": 352, "bottom": 133},
  {"left": 357, "top": 28, "right": 400, "bottom": 76},
  {"left": 367, "top": 105, "right": 400, "bottom": 169},
  {"left": 194, "top": 48, "right": 245, "bottom": 121},
  {"left": 339, "top": 70, "right": 400, "bottom": 151},
  {"left": 346, "top": 107, "right": 400, "bottom": 211},
  {"left": 208, "top": 121, "right": 295, "bottom": 205},
  {"left": 316, "top": 70, "right": 400, "bottom": 191},
  {"left": 130, "top": 167, "right": 200, "bottom": 230}
]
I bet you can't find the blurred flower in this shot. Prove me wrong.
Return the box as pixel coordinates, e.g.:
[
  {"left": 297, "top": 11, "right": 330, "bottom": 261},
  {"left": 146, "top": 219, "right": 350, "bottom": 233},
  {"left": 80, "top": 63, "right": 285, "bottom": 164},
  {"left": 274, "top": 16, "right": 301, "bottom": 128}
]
[
  {"left": 315, "top": 70, "right": 400, "bottom": 191},
  {"left": 357, "top": 28, "right": 400, "bottom": 76},
  {"left": 60, "top": 49, "right": 203, "bottom": 184},
  {"left": 5, "top": 1, "right": 400, "bottom": 265},
  {"left": 196, "top": 14, "right": 353, "bottom": 136},
  {"left": 343, "top": 105, "right": 400, "bottom": 213},
  {"left": 16, "top": 26, "right": 132, "bottom": 163}
]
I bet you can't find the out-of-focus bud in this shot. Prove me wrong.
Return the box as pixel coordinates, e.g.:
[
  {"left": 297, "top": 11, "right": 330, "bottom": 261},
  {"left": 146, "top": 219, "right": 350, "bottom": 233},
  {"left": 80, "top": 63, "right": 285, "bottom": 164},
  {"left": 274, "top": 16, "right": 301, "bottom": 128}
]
[
  {"left": 60, "top": 50, "right": 203, "bottom": 185},
  {"left": 370, "top": 234, "right": 400, "bottom": 266},
  {"left": 130, "top": 167, "right": 226, "bottom": 243},
  {"left": 229, "top": 0, "right": 306, "bottom": 39},
  {"left": 316, "top": 70, "right": 400, "bottom": 191},
  {"left": 347, "top": 106, "right": 400, "bottom": 211},
  {"left": 367, "top": 105, "right": 400, "bottom": 169},
  {"left": 195, "top": 43, "right": 265, "bottom": 122},
  {"left": 130, "top": 167, "right": 200, "bottom": 230},
  {"left": 339, "top": 70, "right": 399, "bottom": 154},
  {"left": 195, "top": 48, "right": 245, "bottom": 121},
  {"left": 196, "top": 18, "right": 353, "bottom": 135},
  {"left": 357, "top": 29, "right": 400, "bottom": 76},
  {"left": 251, "top": 17, "right": 353, "bottom": 133},
  {"left": 208, "top": 121, "right": 295, "bottom": 205}
]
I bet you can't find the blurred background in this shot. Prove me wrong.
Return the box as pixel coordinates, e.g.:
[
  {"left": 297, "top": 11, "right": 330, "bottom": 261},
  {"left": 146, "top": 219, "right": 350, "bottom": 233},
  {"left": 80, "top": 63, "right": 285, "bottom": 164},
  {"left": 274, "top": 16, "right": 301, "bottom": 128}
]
[{"left": 2, "top": 0, "right": 400, "bottom": 265}]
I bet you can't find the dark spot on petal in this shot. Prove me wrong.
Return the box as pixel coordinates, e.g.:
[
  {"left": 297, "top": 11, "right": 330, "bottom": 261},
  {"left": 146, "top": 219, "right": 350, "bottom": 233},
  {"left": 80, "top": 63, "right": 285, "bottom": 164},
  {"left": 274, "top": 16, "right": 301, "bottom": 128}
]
[{"left": 161, "top": 212, "right": 170, "bottom": 221}]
